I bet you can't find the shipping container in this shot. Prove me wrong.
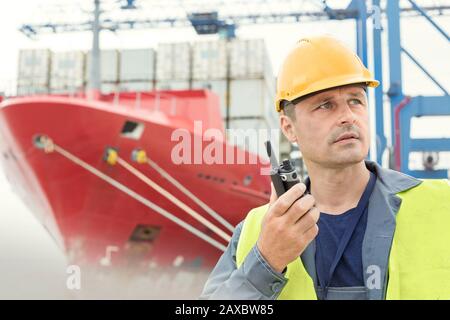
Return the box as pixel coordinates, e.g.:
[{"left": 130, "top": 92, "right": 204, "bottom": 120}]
[
  {"left": 156, "top": 43, "right": 191, "bottom": 81},
  {"left": 120, "top": 49, "right": 155, "bottom": 82},
  {"left": 155, "top": 44, "right": 172, "bottom": 81},
  {"left": 264, "top": 75, "right": 277, "bottom": 100},
  {"left": 247, "top": 39, "right": 266, "bottom": 78},
  {"left": 192, "top": 40, "right": 227, "bottom": 80},
  {"left": 229, "top": 39, "right": 270, "bottom": 79},
  {"left": 18, "top": 49, "right": 51, "bottom": 86},
  {"left": 118, "top": 81, "right": 153, "bottom": 92},
  {"left": 85, "top": 50, "right": 119, "bottom": 83},
  {"left": 192, "top": 80, "right": 227, "bottom": 118},
  {"left": 18, "top": 50, "right": 32, "bottom": 79},
  {"left": 228, "top": 79, "right": 269, "bottom": 118},
  {"left": 50, "top": 51, "right": 85, "bottom": 92}
]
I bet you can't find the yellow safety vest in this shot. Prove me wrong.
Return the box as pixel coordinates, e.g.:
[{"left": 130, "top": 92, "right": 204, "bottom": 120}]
[{"left": 236, "top": 179, "right": 450, "bottom": 300}]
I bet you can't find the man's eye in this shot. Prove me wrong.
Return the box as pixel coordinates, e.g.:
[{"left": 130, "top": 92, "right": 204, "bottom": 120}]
[
  {"left": 317, "top": 102, "right": 332, "bottom": 110},
  {"left": 349, "top": 98, "right": 363, "bottom": 105}
]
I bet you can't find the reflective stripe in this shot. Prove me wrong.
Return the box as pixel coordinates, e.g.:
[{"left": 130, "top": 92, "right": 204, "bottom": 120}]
[
  {"left": 235, "top": 204, "right": 317, "bottom": 300},
  {"left": 316, "top": 286, "right": 367, "bottom": 300}
]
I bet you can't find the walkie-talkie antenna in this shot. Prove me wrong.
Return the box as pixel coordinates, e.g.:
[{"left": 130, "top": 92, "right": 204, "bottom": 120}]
[
  {"left": 265, "top": 141, "right": 279, "bottom": 168},
  {"left": 265, "top": 140, "right": 285, "bottom": 197}
]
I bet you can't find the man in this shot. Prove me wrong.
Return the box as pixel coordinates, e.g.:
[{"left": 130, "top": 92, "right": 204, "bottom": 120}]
[{"left": 200, "top": 35, "right": 450, "bottom": 300}]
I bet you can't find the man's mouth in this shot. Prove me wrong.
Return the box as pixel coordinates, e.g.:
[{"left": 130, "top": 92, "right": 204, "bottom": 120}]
[{"left": 334, "top": 132, "right": 359, "bottom": 143}]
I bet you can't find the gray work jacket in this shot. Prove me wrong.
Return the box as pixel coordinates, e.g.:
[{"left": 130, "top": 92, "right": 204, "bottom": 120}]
[{"left": 199, "top": 161, "right": 421, "bottom": 300}]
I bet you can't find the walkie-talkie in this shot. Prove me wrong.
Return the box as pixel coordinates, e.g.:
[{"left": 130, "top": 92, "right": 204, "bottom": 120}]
[{"left": 265, "top": 140, "right": 301, "bottom": 197}]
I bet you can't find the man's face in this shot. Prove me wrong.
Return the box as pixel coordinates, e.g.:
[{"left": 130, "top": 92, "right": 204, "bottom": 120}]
[{"left": 281, "top": 84, "right": 370, "bottom": 169}]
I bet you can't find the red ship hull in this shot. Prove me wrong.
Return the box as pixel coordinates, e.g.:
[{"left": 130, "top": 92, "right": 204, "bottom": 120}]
[{"left": 0, "top": 90, "right": 270, "bottom": 273}]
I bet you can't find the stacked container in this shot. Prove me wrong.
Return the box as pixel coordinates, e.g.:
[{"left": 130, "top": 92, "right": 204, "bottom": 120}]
[
  {"left": 199, "top": 38, "right": 278, "bottom": 158},
  {"left": 85, "top": 49, "right": 119, "bottom": 93},
  {"left": 16, "top": 40, "right": 279, "bottom": 158},
  {"left": 191, "top": 40, "right": 228, "bottom": 117},
  {"left": 155, "top": 42, "right": 191, "bottom": 90},
  {"left": 50, "top": 51, "right": 85, "bottom": 93},
  {"left": 17, "top": 49, "right": 51, "bottom": 95},
  {"left": 229, "top": 39, "right": 267, "bottom": 79},
  {"left": 119, "top": 48, "right": 155, "bottom": 92},
  {"left": 192, "top": 40, "right": 227, "bottom": 80}
]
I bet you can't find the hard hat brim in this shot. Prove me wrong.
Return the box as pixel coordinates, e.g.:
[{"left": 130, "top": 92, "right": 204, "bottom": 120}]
[{"left": 276, "top": 76, "right": 379, "bottom": 112}]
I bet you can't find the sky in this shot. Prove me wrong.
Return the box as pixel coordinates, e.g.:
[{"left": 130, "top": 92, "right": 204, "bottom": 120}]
[{"left": 0, "top": 0, "right": 449, "bottom": 299}]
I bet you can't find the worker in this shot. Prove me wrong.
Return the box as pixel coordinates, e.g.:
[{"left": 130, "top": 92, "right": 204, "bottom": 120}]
[{"left": 199, "top": 35, "right": 450, "bottom": 300}]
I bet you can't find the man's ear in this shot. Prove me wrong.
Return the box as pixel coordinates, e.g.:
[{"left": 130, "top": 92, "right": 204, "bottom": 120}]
[{"left": 279, "top": 114, "right": 298, "bottom": 143}]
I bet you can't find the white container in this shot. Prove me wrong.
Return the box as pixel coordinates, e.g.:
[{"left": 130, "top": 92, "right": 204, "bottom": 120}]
[
  {"left": 173, "top": 43, "right": 191, "bottom": 80},
  {"left": 229, "top": 79, "right": 266, "bottom": 118},
  {"left": 85, "top": 50, "right": 119, "bottom": 83},
  {"left": 33, "top": 49, "right": 51, "bottom": 86},
  {"left": 18, "top": 50, "right": 33, "bottom": 78},
  {"left": 18, "top": 49, "right": 51, "bottom": 86},
  {"left": 228, "top": 78, "right": 278, "bottom": 132},
  {"left": 119, "top": 81, "right": 153, "bottom": 92},
  {"left": 229, "top": 40, "right": 248, "bottom": 78},
  {"left": 192, "top": 80, "right": 227, "bottom": 118},
  {"left": 192, "top": 40, "right": 227, "bottom": 80},
  {"left": 155, "top": 44, "right": 172, "bottom": 81},
  {"left": 50, "top": 51, "right": 85, "bottom": 92},
  {"left": 264, "top": 75, "right": 276, "bottom": 100},
  {"left": 247, "top": 39, "right": 266, "bottom": 78},
  {"left": 120, "top": 49, "right": 155, "bottom": 82},
  {"left": 229, "top": 39, "right": 269, "bottom": 79},
  {"left": 155, "top": 80, "right": 190, "bottom": 90},
  {"left": 156, "top": 43, "right": 191, "bottom": 81}
]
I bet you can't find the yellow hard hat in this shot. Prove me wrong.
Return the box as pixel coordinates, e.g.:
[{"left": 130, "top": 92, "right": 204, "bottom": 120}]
[{"left": 275, "top": 35, "right": 379, "bottom": 112}]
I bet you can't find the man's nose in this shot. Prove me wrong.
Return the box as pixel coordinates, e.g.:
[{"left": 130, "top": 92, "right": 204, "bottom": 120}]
[{"left": 337, "top": 103, "right": 357, "bottom": 126}]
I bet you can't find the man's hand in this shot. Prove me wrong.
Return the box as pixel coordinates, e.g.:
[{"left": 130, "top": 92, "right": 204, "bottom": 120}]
[{"left": 257, "top": 183, "right": 320, "bottom": 273}]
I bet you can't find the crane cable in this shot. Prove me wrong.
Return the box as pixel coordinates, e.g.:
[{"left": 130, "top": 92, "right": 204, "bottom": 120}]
[
  {"left": 115, "top": 155, "right": 232, "bottom": 242},
  {"left": 132, "top": 148, "right": 234, "bottom": 232}
]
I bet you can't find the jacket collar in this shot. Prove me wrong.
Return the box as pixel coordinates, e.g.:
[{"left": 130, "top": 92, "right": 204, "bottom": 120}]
[{"left": 364, "top": 160, "right": 421, "bottom": 194}]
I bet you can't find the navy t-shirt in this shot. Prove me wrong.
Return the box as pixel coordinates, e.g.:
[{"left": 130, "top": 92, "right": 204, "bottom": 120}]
[{"left": 315, "top": 171, "right": 376, "bottom": 289}]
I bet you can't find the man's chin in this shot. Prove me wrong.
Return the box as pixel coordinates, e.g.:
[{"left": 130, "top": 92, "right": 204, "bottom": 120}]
[{"left": 327, "top": 152, "right": 367, "bottom": 167}]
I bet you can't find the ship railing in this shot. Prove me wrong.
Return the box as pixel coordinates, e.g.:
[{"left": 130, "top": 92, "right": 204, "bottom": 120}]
[{"left": 112, "top": 88, "right": 179, "bottom": 117}]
